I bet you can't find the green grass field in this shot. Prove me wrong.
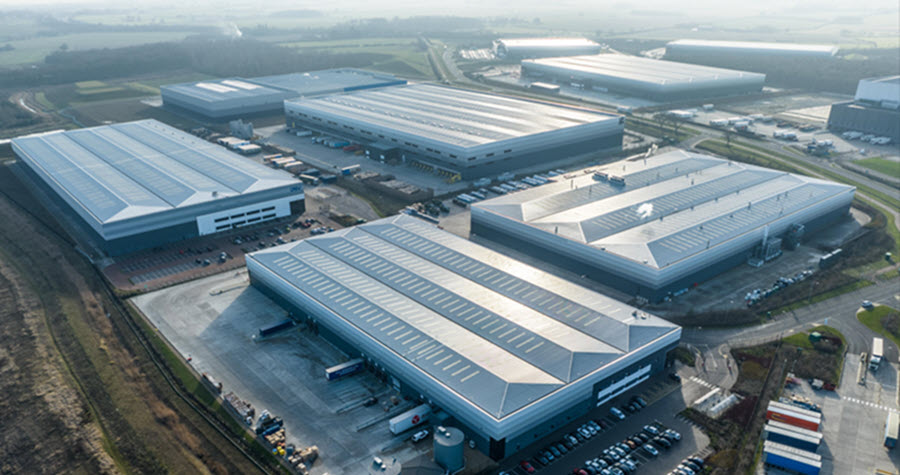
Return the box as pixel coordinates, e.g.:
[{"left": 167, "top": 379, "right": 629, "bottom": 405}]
[
  {"left": 857, "top": 305, "right": 900, "bottom": 349},
  {"left": 856, "top": 157, "right": 900, "bottom": 177},
  {"left": 0, "top": 31, "right": 194, "bottom": 67},
  {"left": 279, "top": 38, "right": 433, "bottom": 78}
]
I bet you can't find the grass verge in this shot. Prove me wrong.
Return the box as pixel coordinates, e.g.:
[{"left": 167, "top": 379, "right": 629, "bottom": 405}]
[
  {"left": 855, "top": 157, "right": 899, "bottom": 177},
  {"left": 857, "top": 305, "right": 900, "bottom": 349}
]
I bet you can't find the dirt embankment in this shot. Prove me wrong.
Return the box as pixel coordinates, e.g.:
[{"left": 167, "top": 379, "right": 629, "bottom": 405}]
[
  {"left": 0, "top": 162, "right": 262, "bottom": 474},
  {"left": 0, "top": 260, "right": 115, "bottom": 474}
]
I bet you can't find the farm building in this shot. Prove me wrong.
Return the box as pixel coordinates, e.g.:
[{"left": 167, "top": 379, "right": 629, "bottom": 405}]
[
  {"left": 493, "top": 37, "right": 603, "bottom": 58},
  {"left": 828, "top": 76, "right": 900, "bottom": 142},
  {"left": 521, "top": 54, "right": 766, "bottom": 101},
  {"left": 284, "top": 83, "right": 623, "bottom": 178},
  {"left": 665, "top": 39, "right": 839, "bottom": 60},
  {"left": 160, "top": 69, "right": 406, "bottom": 120},
  {"left": 246, "top": 214, "right": 680, "bottom": 460},
  {"left": 11, "top": 119, "right": 304, "bottom": 255},
  {"left": 471, "top": 150, "right": 855, "bottom": 302}
]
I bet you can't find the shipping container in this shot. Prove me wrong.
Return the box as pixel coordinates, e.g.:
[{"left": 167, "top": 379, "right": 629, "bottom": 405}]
[
  {"left": 389, "top": 404, "right": 431, "bottom": 435},
  {"left": 325, "top": 358, "right": 365, "bottom": 381},
  {"left": 341, "top": 164, "right": 362, "bottom": 176},
  {"left": 259, "top": 319, "right": 296, "bottom": 338},
  {"left": 320, "top": 174, "right": 338, "bottom": 184},
  {"left": 764, "top": 423, "right": 821, "bottom": 452},
  {"left": 766, "top": 401, "right": 821, "bottom": 431},
  {"left": 764, "top": 449, "right": 821, "bottom": 475}
]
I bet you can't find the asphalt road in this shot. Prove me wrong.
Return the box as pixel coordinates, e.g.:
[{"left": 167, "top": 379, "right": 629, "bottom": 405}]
[{"left": 682, "top": 279, "right": 900, "bottom": 376}]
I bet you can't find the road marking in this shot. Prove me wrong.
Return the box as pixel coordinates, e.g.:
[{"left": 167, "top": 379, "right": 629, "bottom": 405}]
[
  {"left": 689, "top": 376, "right": 718, "bottom": 389},
  {"left": 841, "top": 396, "right": 899, "bottom": 413}
]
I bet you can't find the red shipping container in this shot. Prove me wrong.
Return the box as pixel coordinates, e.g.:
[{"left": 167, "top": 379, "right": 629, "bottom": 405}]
[{"left": 766, "top": 409, "right": 820, "bottom": 432}]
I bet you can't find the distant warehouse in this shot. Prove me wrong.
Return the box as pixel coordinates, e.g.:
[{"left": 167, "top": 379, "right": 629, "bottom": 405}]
[
  {"left": 285, "top": 83, "right": 624, "bottom": 178},
  {"left": 521, "top": 54, "right": 766, "bottom": 101},
  {"left": 247, "top": 214, "right": 680, "bottom": 460},
  {"left": 493, "top": 37, "right": 603, "bottom": 58},
  {"left": 471, "top": 150, "right": 855, "bottom": 302},
  {"left": 828, "top": 76, "right": 900, "bottom": 143},
  {"left": 12, "top": 120, "right": 304, "bottom": 255},
  {"left": 160, "top": 68, "right": 406, "bottom": 120},
  {"left": 665, "top": 39, "right": 839, "bottom": 60}
]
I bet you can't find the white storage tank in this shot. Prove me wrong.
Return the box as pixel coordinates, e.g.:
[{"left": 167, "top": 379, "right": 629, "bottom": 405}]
[{"left": 433, "top": 426, "right": 465, "bottom": 472}]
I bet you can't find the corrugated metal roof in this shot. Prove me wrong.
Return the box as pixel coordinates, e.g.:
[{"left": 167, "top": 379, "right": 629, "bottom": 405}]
[
  {"left": 474, "top": 150, "right": 855, "bottom": 269},
  {"left": 497, "top": 37, "right": 600, "bottom": 48},
  {"left": 286, "top": 84, "right": 617, "bottom": 148},
  {"left": 524, "top": 54, "right": 764, "bottom": 87},
  {"left": 667, "top": 39, "right": 838, "bottom": 56},
  {"left": 162, "top": 69, "right": 404, "bottom": 104},
  {"left": 12, "top": 119, "right": 298, "bottom": 224},
  {"left": 249, "top": 215, "right": 678, "bottom": 418}
]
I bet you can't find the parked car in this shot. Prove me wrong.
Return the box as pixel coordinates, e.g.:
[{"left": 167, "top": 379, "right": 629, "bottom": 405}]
[
  {"left": 609, "top": 407, "right": 626, "bottom": 420},
  {"left": 632, "top": 396, "right": 647, "bottom": 408},
  {"left": 411, "top": 430, "right": 429, "bottom": 443},
  {"left": 664, "top": 429, "right": 682, "bottom": 441},
  {"left": 654, "top": 436, "right": 672, "bottom": 449},
  {"left": 643, "top": 425, "right": 660, "bottom": 436},
  {"left": 519, "top": 460, "right": 536, "bottom": 473},
  {"left": 642, "top": 443, "right": 659, "bottom": 457}
]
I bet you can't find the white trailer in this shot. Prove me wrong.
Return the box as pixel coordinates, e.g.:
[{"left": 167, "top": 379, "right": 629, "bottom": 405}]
[{"left": 389, "top": 404, "right": 431, "bottom": 435}]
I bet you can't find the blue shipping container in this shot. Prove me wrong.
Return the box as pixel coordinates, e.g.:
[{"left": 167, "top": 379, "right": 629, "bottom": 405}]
[
  {"left": 765, "top": 451, "right": 820, "bottom": 475},
  {"left": 767, "top": 431, "right": 819, "bottom": 453},
  {"left": 325, "top": 358, "right": 365, "bottom": 381}
]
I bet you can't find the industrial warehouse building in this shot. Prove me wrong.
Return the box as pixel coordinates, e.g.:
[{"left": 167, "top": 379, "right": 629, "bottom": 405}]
[
  {"left": 493, "top": 37, "right": 603, "bottom": 58},
  {"left": 828, "top": 76, "right": 900, "bottom": 142},
  {"left": 160, "top": 69, "right": 406, "bottom": 120},
  {"left": 12, "top": 119, "right": 304, "bottom": 255},
  {"left": 247, "top": 215, "right": 680, "bottom": 459},
  {"left": 521, "top": 54, "right": 766, "bottom": 101},
  {"left": 665, "top": 39, "right": 839, "bottom": 60},
  {"left": 285, "top": 83, "right": 624, "bottom": 178},
  {"left": 471, "top": 150, "right": 855, "bottom": 302}
]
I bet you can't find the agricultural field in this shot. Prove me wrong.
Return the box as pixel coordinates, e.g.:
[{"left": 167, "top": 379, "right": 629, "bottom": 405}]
[
  {"left": 279, "top": 37, "right": 433, "bottom": 78},
  {"left": 0, "top": 31, "right": 196, "bottom": 67}
]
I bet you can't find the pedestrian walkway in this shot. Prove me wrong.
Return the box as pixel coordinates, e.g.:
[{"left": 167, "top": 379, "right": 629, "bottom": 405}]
[{"left": 689, "top": 376, "right": 718, "bottom": 390}]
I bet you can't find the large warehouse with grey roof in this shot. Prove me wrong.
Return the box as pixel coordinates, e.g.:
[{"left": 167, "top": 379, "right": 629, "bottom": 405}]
[
  {"left": 285, "top": 83, "right": 624, "bottom": 178},
  {"left": 471, "top": 150, "right": 855, "bottom": 301},
  {"left": 521, "top": 54, "right": 766, "bottom": 101},
  {"left": 247, "top": 215, "right": 680, "bottom": 459},
  {"left": 12, "top": 119, "right": 305, "bottom": 255},
  {"left": 160, "top": 68, "right": 406, "bottom": 120}
]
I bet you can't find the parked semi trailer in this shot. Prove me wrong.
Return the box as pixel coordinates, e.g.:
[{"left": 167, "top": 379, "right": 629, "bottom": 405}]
[
  {"left": 325, "top": 358, "right": 365, "bottom": 381},
  {"left": 763, "top": 441, "right": 821, "bottom": 475},
  {"left": 389, "top": 404, "right": 431, "bottom": 435},
  {"left": 766, "top": 401, "right": 822, "bottom": 431}
]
